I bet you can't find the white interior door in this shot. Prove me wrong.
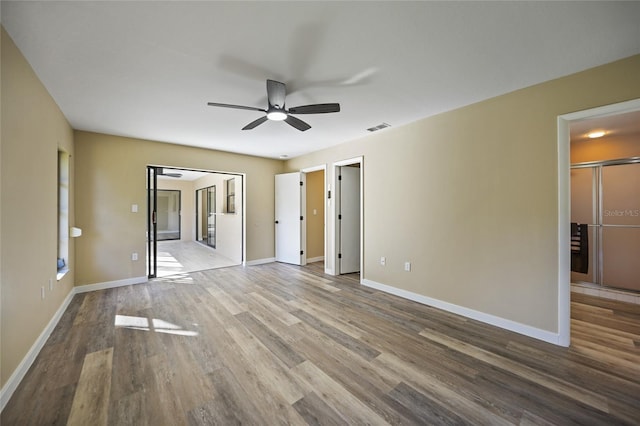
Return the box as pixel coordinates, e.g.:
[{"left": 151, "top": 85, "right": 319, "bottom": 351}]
[
  {"left": 338, "top": 166, "right": 361, "bottom": 274},
  {"left": 275, "top": 172, "right": 306, "bottom": 265}
]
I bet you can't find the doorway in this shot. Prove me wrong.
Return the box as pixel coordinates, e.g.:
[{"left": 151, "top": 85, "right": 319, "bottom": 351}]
[
  {"left": 147, "top": 166, "right": 244, "bottom": 278},
  {"left": 157, "top": 190, "right": 181, "bottom": 241},
  {"left": 558, "top": 98, "right": 640, "bottom": 346},
  {"left": 334, "top": 158, "right": 362, "bottom": 276}
]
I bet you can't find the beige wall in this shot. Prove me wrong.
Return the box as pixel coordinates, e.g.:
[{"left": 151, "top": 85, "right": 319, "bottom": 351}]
[
  {"left": 74, "top": 131, "right": 283, "bottom": 286},
  {"left": 1, "top": 28, "right": 75, "bottom": 387},
  {"left": 286, "top": 54, "right": 640, "bottom": 333},
  {"left": 193, "top": 173, "right": 243, "bottom": 263},
  {"left": 306, "top": 170, "right": 325, "bottom": 260}
]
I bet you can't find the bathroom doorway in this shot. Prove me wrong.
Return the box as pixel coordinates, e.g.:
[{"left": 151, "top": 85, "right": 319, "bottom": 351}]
[{"left": 570, "top": 109, "right": 640, "bottom": 294}]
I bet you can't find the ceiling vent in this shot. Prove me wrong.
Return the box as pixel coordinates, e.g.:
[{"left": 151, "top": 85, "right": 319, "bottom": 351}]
[{"left": 367, "top": 123, "right": 391, "bottom": 132}]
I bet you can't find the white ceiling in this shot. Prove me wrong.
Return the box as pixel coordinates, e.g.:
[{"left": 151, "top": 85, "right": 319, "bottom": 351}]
[{"left": 2, "top": 1, "right": 640, "bottom": 159}]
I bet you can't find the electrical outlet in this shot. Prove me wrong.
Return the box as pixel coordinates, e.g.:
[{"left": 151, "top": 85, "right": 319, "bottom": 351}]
[
  {"left": 404, "top": 262, "right": 411, "bottom": 272},
  {"left": 380, "top": 256, "right": 386, "bottom": 266},
  {"left": 131, "top": 252, "right": 138, "bottom": 261}
]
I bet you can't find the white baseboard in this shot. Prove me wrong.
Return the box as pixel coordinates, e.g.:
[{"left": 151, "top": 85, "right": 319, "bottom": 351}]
[
  {"left": 362, "top": 279, "right": 561, "bottom": 346},
  {"left": 306, "top": 256, "right": 325, "bottom": 263},
  {"left": 0, "top": 289, "right": 75, "bottom": 412},
  {"left": 74, "top": 276, "right": 148, "bottom": 293},
  {"left": 245, "top": 257, "right": 275, "bottom": 266}
]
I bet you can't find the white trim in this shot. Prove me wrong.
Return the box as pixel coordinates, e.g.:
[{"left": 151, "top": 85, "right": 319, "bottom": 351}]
[
  {"left": 556, "top": 98, "right": 640, "bottom": 347},
  {"left": 333, "top": 156, "right": 364, "bottom": 167},
  {"left": 245, "top": 257, "right": 275, "bottom": 266},
  {"left": 306, "top": 256, "right": 325, "bottom": 263},
  {"left": 557, "top": 116, "right": 571, "bottom": 347},
  {"left": 74, "top": 276, "right": 148, "bottom": 294},
  {"left": 362, "top": 279, "right": 562, "bottom": 345},
  {"left": 1, "top": 289, "right": 76, "bottom": 412}
]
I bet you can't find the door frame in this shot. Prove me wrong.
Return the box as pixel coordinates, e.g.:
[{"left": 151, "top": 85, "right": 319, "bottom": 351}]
[
  {"left": 332, "top": 157, "right": 363, "bottom": 278},
  {"left": 147, "top": 166, "right": 158, "bottom": 278},
  {"left": 147, "top": 165, "right": 247, "bottom": 277},
  {"left": 557, "top": 98, "right": 640, "bottom": 347},
  {"left": 195, "top": 185, "right": 216, "bottom": 248}
]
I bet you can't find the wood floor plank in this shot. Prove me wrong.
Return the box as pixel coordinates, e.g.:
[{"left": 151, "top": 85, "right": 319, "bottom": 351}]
[
  {"left": 292, "top": 391, "right": 348, "bottom": 426},
  {"left": 235, "top": 311, "right": 306, "bottom": 368},
  {"left": 248, "top": 291, "right": 301, "bottom": 326},
  {"left": 225, "top": 325, "right": 306, "bottom": 404},
  {"left": 290, "top": 360, "right": 390, "bottom": 425},
  {"left": 291, "top": 309, "right": 381, "bottom": 361},
  {"left": 67, "top": 348, "right": 113, "bottom": 426},
  {"left": 372, "top": 351, "right": 517, "bottom": 425},
  {"left": 205, "top": 287, "right": 247, "bottom": 315},
  {"left": 186, "top": 367, "right": 264, "bottom": 426},
  {"left": 418, "top": 327, "right": 611, "bottom": 413}
]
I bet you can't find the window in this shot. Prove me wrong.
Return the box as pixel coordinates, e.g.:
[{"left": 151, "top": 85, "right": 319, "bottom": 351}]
[
  {"left": 57, "top": 150, "right": 70, "bottom": 279},
  {"left": 226, "top": 178, "right": 236, "bottom": 214}
]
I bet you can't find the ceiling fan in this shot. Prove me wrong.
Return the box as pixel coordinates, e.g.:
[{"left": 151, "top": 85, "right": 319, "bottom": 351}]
[{"left": 207, "top": 79, "right": 340, "bottom": 131}]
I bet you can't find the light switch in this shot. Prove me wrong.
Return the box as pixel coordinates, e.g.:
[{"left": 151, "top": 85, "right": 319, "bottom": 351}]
[{"left": 131, "top": 204, "right": 138, "bottom": 213}]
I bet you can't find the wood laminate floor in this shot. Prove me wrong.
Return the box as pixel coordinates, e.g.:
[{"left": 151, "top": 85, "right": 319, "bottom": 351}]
[{"left": 2, "top": 262, "right": 639, "bottom": 425}]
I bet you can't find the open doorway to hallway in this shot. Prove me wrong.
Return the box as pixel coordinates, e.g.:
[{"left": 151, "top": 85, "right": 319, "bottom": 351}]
[{"left": 147, "top": 166, "right": 244, "bottom": 278}]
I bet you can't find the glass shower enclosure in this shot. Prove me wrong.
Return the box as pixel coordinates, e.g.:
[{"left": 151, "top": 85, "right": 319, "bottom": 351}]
[{"left": 571, "top": 159, "right": 640, "bottom": 292}]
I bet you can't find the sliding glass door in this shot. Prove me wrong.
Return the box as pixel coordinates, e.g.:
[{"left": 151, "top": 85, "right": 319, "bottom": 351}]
[
  {"left": 147, "top": 166, "right": 157, "bottom": 278},
  {"left": 196, "top": 185, "right": 216, "bottom": 248}
]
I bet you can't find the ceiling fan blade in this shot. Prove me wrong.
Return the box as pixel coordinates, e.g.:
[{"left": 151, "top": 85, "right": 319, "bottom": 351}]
[
  {"left": 267, "top": 80, "right": 286, "bottom": 109},
  {"left": 288, "top": 103, "right": 341, "bottom": 114},
  {"left": 242, "top": 116, "right": 269, "bottom": 130},
  {"left": 207, "top": 102, "right": 265, "bottom": 113},
  {"left": 285, "top": 115, "right": 311, "bottom": 132}
]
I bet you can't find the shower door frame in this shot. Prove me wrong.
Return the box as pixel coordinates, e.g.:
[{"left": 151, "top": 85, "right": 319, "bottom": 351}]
[{"left": 571, "top": 157, "right": 640, "bottom": 291}]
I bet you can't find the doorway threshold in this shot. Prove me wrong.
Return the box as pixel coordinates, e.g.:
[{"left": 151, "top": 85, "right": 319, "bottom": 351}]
[{"left": 571, "top": 282, "right": 640, "bottom": 305}]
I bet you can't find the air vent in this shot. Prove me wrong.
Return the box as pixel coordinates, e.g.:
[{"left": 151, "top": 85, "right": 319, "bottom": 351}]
[{"left": 367, "top": 122, "right": 391, "bottom": 132}]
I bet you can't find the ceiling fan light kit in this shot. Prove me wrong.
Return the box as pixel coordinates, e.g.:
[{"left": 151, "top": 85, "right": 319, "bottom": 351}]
[
  {"left": 266, "top": 110, "right": 287, "bottom": 121},
  {"left": 207, "top": 79, "right": 340, "bottom": 131}
]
